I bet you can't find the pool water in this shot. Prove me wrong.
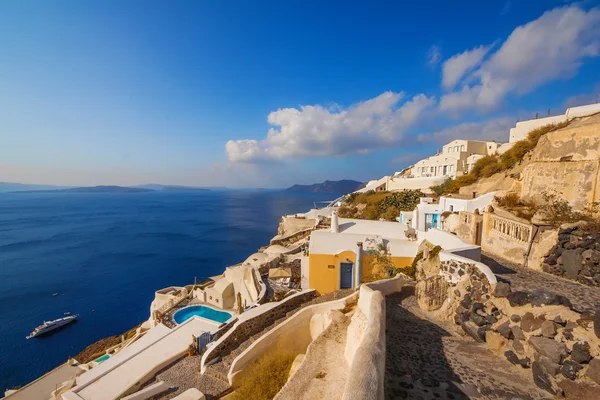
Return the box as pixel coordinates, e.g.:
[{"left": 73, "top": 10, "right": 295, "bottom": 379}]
[
  {"left": 95, "top": 354, "right": 110, "bottom": 363},
  {"left": 173, "top": 305, "right": 232, "bottom": 324}
]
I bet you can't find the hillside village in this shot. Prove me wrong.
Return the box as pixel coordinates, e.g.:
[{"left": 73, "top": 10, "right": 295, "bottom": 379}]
[{"left": 5, "top": 102, "right": 600, "bottom": 400}]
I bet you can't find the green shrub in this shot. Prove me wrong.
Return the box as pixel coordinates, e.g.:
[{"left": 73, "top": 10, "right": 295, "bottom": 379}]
[
  {"left": 480, "top": 161, "right": 503, "bottom": 178},
  {"left": 495, "top": 193, "right": 521, "bottom": 208},
  {"left": 231, "top": 349, "right": 296, "bottom": 400}
]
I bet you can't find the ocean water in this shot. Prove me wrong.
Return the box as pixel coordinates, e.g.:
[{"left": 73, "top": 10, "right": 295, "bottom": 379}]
[{"left": 0, "top": 190, "right": 336, "bottom": 391}]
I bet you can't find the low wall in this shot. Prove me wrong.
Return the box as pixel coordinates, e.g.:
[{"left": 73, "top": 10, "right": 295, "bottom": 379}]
[
  {"left": 481, "top": 212, "right": 532, "bottom": 265},
  {"left": 228, "top": 291, "right": 359, "bottom": 384},
  {"left": 439, "top": 251, "right": 497, "bottom": 285},
  {"left": 200, "top": 290, "right": 316, "bottom": 372},
  {"left": 341, "top": 285, "right": 386, "bottom": 400}
]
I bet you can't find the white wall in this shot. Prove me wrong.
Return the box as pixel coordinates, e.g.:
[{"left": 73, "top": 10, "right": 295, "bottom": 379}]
[
  {"left": 439, "top": 192, "right": 495, "bottom": 213},
  {"left": 386, "top": 176, "right": 446, "bottom": 193},
  {"left": 509, "top": 115, "right": 566, "bottom": 143},
  {"left": 566, "top": 103, "right": 600, "bottom": 119}
]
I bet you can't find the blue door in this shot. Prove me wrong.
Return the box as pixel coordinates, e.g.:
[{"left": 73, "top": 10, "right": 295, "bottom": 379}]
[{"left": 340, "top": 262, "right": 354, "bottom": 289}]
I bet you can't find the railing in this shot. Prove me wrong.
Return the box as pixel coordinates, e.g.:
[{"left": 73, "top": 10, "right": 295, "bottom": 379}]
[
  {"left": 488, "top": 214, "right": 532, "bottom": 244},
  {"left": 156, "top": 289, "right": 188, "bottom": 316}
]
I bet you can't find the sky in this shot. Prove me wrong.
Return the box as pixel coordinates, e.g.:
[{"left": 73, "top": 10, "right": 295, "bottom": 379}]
[{"left": 0, "top": 0, "right": 599, "bottom": 188}]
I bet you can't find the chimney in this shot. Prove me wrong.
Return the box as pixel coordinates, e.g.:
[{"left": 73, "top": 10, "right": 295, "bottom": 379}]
[
  {"left": 331, "top": 210, "right": 339, "bottom": 233},
  {"left": 355, "top": 242, "right": 363, "bottom": 288}
]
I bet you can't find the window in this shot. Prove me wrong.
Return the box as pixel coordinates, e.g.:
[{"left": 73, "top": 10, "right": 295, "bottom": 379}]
[
  {"left": 460, "top": 145, "right": 465, "bottom": 151},
  {"left": 454, "top": 146, "right": 459, "bottom": 152},
  {"left": 430, "top": 167, "right": 434, "bottom": 173}
]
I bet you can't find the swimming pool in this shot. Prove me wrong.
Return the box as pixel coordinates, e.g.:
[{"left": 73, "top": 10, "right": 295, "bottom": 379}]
[
  {"left": 173, "top": 305, "right": 232, "bottom": 324},
  {"left": 95, "top": 354, "right": 110, "bottom": 363}
]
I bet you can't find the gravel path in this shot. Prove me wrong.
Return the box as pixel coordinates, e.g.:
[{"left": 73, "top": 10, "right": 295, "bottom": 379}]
[
  {"left": 482, "top": 253, "right": 600, "bottom": 313},
  {"left": 384, "top": 289, "right": 551, "bottom": 400}
]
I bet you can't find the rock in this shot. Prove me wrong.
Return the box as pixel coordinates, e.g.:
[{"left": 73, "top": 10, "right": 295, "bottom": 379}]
[
  {"left": 511, "top": 325, "right": 526, "bottom": 340},
  {"left": 585, "top": 358, "right": 600, "bottom": 385},
  {"left": 564, "top": 321, "right": 578, "bottom": 330},
  {"left": 571, "top": 342, "right": 592, "bottom": 364},
  {"left": 497, "top": 321, "right": 512, "bottom": 339},
  {"left": 532, "top": 358, "right": 561, "bottom": 395},
  {"left": 520, "top": 357, "right": 531, "bottom": 369},
  {"left": 485, "top": 314, "right": 497, "bottom": 324},
  {"left": 558, "top": 295, "right": 572, "bottom": 309},
  {"left": 513, "top": 338, "right": 525, "bottom": 354},
  {"left": 528, "top": 336, "right": 568, "bottom": 364},
  {"left": 559, "top": 379, "right": 600, "bottom": 400},
  {"left": 486, "top": 331, "right": 506, "bottom": 352},
  {"left": 530, "top": 290, "right": 560, "bottom": 307},
  {"left": 472, "top": 302, "right": 485, "bottom": 312},
  {"left": 461, "top": 321, "right": 485, "bottom": 342},
  {"left": 415, "top": 275, "right": 449, "bottom": 311},
  {"left": 553, "top": 315, "right": 566, "bottom": 326},
  {"left": 562, "top": 250, "right": 583, "bottom": 280},
  {"left": 521, "top": 312, "right": 543, "bottom": 332},
  {"left": 563, "top": 330, "right": 575, "bottom": 341},
  {"left": 470, "top": 312, "right": 488, "bottom": 327},
  {"left": 492, "top": 282, "right": 511, "bottom": 298},
  {"left": 504, "top": 350, "right": 520, "bottom": 365},
  {"left": 507, "top": 291, "right": 530, "bottom": 307},
  {"left": 510, "top": 314, "right": 521, "bottom": 323},
  {"left": 541, "top": 321, "right": 557, "bottom": 338},
  {"left": 582, "top": 249, "right": 600, "bottom": 261},
  {"left": 560, "top": 360, "right": 583, "bottom": 380},
  {"left": 594, "top": 305, "right": 600, "bottom": 339}
]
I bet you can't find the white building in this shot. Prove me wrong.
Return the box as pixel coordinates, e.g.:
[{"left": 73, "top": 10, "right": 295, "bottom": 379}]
[
  {"left": 509, "top": 103, "right": 600, "bottom": 143},
  {"left": 413, "top": 139, "right": 501, "bottom": 179}
]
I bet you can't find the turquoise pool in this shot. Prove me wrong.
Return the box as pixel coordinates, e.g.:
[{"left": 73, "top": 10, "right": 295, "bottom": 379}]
[
  {"left": 173, "top": 305, "right": 232, "bottom": 324},
  {"left": 95, "top": 354, "right": 110, "bottom": 363}
]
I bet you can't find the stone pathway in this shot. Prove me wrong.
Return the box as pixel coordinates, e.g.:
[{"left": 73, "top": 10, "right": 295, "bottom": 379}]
[
  {"left": 482, "top": 253, "right": 600, "bottom": 314},
  {"left": 385, "top": 289, "right": 551, "bottom": 400}
]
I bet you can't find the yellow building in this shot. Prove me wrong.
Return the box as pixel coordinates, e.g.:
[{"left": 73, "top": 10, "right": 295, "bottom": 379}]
[{"left": 307, "top": 217, "right": 418, "bottom": 295}]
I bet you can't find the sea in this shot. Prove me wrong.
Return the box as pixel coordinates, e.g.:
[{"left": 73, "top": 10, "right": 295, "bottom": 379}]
[{"left": 0, "top": 190, "right": 337, "bottom": 391}]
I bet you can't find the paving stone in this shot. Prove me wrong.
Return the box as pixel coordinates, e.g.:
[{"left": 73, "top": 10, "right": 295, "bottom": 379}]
[
  {"left": 559, "top": 379, "right": 600, "bottom": 400},
  {"left": 562, "top": 250, "right": 583, "bottom": 280},
  {"left": 532, "top": 358, "right": 561, "bottom": 395},
  {"left": 528, "top": 336, "right": 568, "bottom": 364},
  {"left": 585, "top": 358, "right": 600, "bottom": 385},
  {"left": 530, "top": 289, "right": 560, "bottom": 307}
]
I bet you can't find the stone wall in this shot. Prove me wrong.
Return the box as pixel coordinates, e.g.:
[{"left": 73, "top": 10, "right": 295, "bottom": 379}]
[
  {"left": 543, "top": 224, "right": 600, "bottom": 287},
  {"left": 202, "top": 290, "right": 316, "bottom": 366},
  {"left": 454, "top": 279, "right": 600, "bottom": 397}
]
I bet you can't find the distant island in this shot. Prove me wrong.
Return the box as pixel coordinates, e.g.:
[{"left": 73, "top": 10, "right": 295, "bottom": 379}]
[
  {"left": 13, "top": 185, "right": 154, "bottom": 193},
  {"left": 2, "top": 182, "right": 228, "bottom": 193},
  {"left": 285, "top": 179, "right": 364, "bottom": 194}
]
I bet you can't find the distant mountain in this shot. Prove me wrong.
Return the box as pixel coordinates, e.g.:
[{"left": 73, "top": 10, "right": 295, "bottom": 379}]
[
  {"left": 285, "top": 180, "right": 364, "bottom": 194},
  {"left": 13, "top": 185, "right": 153, "bottom": 193},
  {"left": 0, "top": 182, "right": 71, "bottom": 193}
]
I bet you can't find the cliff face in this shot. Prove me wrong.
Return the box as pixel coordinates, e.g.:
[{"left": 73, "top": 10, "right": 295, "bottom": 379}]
[
  {"left": 522, "top": 114, "right": 600, "bottom": 211},
  {"left": 458, "top": 113, "right": 600, "bottom": 212}
]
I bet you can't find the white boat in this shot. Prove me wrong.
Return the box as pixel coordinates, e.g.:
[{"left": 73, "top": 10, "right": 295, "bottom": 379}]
[{"left": 26, "top": 315, "right": 78, "bottom": 339}]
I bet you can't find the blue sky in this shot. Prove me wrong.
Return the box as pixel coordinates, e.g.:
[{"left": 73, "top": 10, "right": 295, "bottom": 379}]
[{"left": 0, "top": 0, "right": 599, "bottom": 187}]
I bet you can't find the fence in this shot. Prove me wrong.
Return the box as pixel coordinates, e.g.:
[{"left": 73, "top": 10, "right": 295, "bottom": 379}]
[{"left": 488, "top": 213, "right": 533, "bottom": 244}]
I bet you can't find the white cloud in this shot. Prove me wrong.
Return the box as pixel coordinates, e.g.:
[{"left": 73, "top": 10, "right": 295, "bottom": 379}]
[
  {"left": 440, "top": 5, "right": 600, "bottom": 113},
  {"left": 427, "top": 45, "right": 442, "bottom": 67},
  {"left": 226, "top": 92, "right": 435, "bottom": 163},
  {"left": 417, "top": 117, "right": 514, "bottom": 144},
  {"left": 442, "top": 44, "right": 493, "bottom": 90}
]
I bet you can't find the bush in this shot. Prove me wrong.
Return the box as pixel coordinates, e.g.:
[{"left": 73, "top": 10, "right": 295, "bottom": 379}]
[
  {"left": 430, "top": 178, "right": 453, "bottom": 196},
  {"left": 495, "top": 193, "right": 521, "bottom": 208},
  {"left": 231, "top": 349, "right": 296, "bottom": 400},
  {"left": 341, "top": 190, "right": 424, "bottom": 220}
]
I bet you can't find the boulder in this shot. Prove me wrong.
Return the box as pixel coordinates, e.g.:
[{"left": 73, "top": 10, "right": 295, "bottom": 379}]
[
  {"left": 585, "top": 358, "right": 600, "bottom": 385},
  {"left": 540, "top": 321, "right": 557, "bottom": 338},
  {"left": 492, "top": 282, "right": 511, "bottom": 298},
  {"left": 507, "top": 291, "right": 530, "bottom": 307},
  {"left": 504, "top": 350, "right": 520, "bottom": 365},
  {"left": 560, "top": 360, "right": 583, "bottom": 380},
  {"left": 528, "top": 336, "right": 568, "bottom": 364},
  {"left": 415, "top": 275, "right": 449, "bottom": 311},
  {"left": 485, "top": 331, "right": 506, "bottom": 352},
  {"left": 532, "top": 358, "right": 561, "bottom": 395},
  {"left": 571, "top": 342, "right": 592, "bottom": 364},
  {"left": 562, "top": 250, "right": 583, "bottom": 280}
]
